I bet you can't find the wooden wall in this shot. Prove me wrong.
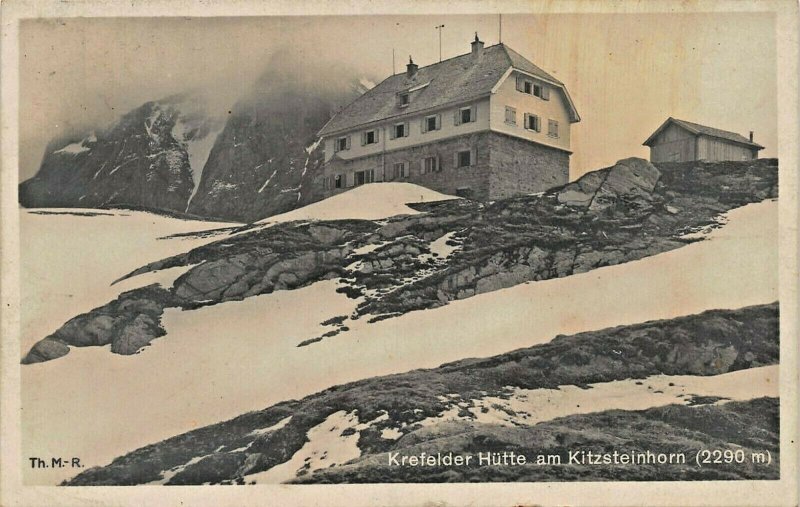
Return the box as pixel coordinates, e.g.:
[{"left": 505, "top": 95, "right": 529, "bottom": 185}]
[
  {"left": 697, "top": 136, "right": 758, "bottom": 161},
  {"left": 648, "top": 123, "right": 696, "bottom": 163}
]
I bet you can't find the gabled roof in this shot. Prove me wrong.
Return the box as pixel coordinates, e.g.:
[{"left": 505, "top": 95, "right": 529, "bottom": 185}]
[
  {"left": 643, "top": 117, "right": 765, "bottom": 150},
  {"left": 318, "top": 43, "right": 578, "bottom": 137}
]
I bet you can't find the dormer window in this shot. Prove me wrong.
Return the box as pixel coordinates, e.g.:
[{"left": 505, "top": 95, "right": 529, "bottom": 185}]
[
  {"left": 399, "top": 93, "right": 410, "bottom": 107},
  {"left": 460, "top": 107, "right": 472, "bottom": 124},
  {"left": 523, "top": 81, "right": 532, "bottom": 94},
  {"left": 516, "top": 75, "right": 551, "bottom": 100}
]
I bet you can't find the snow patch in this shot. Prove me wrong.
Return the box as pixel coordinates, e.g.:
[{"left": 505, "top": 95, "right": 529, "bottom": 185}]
[
  {"left": 413, "top": 365, "right": 778, "bottom": 430},
  {"left": 245, "top": 410, "right": 362, "bottom": 484},
  {"left": 256, "top": 183, "right": 459, "bottom": 225},
  {"left": 258, "top": 169, "right": 278, "bottom": 193},
  {"left": 54, "top": 139, "right": 91, "bottom": 155},
  {"left": 248, "top": 416, "right": 293, "bottom": 437}
]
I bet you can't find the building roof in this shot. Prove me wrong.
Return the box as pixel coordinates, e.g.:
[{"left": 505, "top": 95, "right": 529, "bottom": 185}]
[
  {"left": 643, "top": 117, "right": 765, "bottom": 150},
  {"left": 318, "top": 43, "right": 578, "bottom": 137}
]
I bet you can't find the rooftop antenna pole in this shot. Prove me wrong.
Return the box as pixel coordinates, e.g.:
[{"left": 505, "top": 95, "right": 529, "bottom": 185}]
[
  {"left": 499, "top": 14, "right": 502, "bottom": 43},
  {"left": 392, "top": 48, "right": 396, "bottom": 74},
  {"left": 435, "top": 24, "right": 445, "bottom": 62}
]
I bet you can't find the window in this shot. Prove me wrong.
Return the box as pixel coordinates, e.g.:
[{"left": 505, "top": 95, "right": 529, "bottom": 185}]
[
  {"left": 422, "top": 156, "right": 440, "bottom": 174},
  {"left": 457, "top": 150, "right": 472, "bottom": 168},
  {"left": 334, "top": 174, "right": 342, "bottom": 189},
  {"left": 454, "top": 106, "right": 476, "bottom": 126},
  {"left": 354, "top": 169, "right": 375, "bottom": 186},
  {"left": 399, "top": 93, "right": 410, "bottom": 107},
  {"left": 362, "top": 129, "right": 379, "bottom": 145},
  {"left": 525, "top": 113, "right": 540, "bottom": 132},
  {"left": 548, "top": 119, "right": 559, "bottom": 138},
  {"left": 516, "top": 75, "right": 550, "bottom": 100},
  {"left": 335, "top": 136, "right": 350, "bottom": 152},
  {"left": 422, "top": 114, "right": 440, "bottom": 133},
  {"left": 389, "top": 123, "right": 409, "bottom": 139},
  {"left": 505, "top": 106, "right": 517, "bottom": 125},
  {"left": 393, "top": 162, "right": 408, "bottom": 179}
]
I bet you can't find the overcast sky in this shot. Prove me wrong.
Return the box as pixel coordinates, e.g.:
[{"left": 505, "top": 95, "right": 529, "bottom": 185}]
[{"left": 19, "top": 12, "right": 777, "bottom": 181}]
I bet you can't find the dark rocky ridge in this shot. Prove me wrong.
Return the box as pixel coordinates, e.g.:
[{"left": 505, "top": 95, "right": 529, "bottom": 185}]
[
  {"left": 64, "top": 303, "right": 779, "bottom": 485},
  {"left": 21, "top": 157, "right": 778, "bottom": 363},
  {"left": 20, "top": 49, "right": 370, "bottom": 221},
  {"left": 185, "top": 48, "right": 368, "bottom": 222},
  {"left": 19, "top": 94, "right": 222, "bottom": 213}
]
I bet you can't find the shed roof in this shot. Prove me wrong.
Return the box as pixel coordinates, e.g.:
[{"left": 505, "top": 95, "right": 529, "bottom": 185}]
[
  {"left": 643, "top": 117, "right": 765, "bottom": 150},
  {"left": 318, "top": 43, "right": 578, "bottom": 137}
]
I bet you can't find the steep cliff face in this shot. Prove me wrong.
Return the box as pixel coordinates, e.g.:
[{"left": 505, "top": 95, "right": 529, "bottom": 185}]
[
  {"left": 19, "top": 94, "right": 224, "bottom": 213},
  {"left": 186, "top": 50, "right": 368, "bottom": 222}
]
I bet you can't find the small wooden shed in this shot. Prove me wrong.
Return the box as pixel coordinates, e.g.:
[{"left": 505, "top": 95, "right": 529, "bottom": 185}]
[{"left": 643, "top": 117, "right": 764, "bottom": 163}]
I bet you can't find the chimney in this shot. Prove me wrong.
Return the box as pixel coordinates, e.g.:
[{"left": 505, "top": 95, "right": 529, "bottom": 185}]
[
  {"left": 471, "top": 32, "right": 484, "bottom": 57},
  {"left": 749, "top": 131, "right": 754, "bottom": 142},
  {"left": 406, "top": 56, "right": 418, "bottom": 78}
]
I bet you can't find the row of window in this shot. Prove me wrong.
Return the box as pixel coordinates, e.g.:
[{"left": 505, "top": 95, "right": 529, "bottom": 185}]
[
  {"left": 504, "top": 106, "right": 559, "bottom": 138},
  {"left": 515, "top": 75, "right": 551, "bottom": 100},
  {"left": 323, "top": 149, "right": 477, "bottom": 190},
  {"left": 334, "top": 105, "right": 478, "bottom": 153}
]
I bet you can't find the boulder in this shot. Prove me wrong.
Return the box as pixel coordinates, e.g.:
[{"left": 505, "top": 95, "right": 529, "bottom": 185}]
[
  {"left": 557, "top": 157, "right": 660, "bottom": 212},
  {"left": 21, "top": 338, "right": 70, "bottom": 364}
]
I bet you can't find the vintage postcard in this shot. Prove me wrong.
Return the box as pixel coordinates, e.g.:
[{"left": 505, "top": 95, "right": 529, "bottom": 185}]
[{"left": 1, "top": 0, "right": 798, "bottom": 505}]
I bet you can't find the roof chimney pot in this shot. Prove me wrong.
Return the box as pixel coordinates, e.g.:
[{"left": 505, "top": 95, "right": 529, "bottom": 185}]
[
  {"left": 406, "top": 56, "right": 418, "bottom": 78},
  {"left": 471, "top": 33, "right": 484, "bottom": 58},
  {"left": 749, "top": 131, "right": 754, "bottom": 142}
]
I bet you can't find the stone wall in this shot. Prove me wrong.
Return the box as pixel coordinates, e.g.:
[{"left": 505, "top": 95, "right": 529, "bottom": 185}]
[
  {"left": 321, "top": 132, "right": 492, "bottom": 200},
  {"left": 488, "top": 132, "right": 570, "bottom": 199},
  {"left": 317, "top": 131, "right": 569, "bottom": 201}
]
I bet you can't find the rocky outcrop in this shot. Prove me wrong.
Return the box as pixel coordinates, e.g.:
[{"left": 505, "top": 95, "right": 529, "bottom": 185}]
[
  {"left": 21, "top": 285, "right": 179, "bottom": 364},
  {"left": 22, "top": 158, "right": 778, "bottom": 361},
  {"left": 19, "top": 94, "right": 224, "bottom": 214},
  {"left": 557, "top": 156, "right": 660, "bottom": 211},
  {"left": 65, "top": 303, "right": 779, "bottom": 485}
]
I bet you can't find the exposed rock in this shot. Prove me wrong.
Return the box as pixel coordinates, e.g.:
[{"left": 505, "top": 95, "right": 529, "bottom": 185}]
[{"left": 21, "top": 338, "right": 70, "bottom": 364}]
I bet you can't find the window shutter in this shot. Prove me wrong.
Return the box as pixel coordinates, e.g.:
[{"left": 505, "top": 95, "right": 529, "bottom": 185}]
[
  {"left": 361, "top": 132, "right": 366, "bottom": 146},
  {"left": 542, "top": 86, "right": 550, "bottom": 101},
  {"left": 437, "top": 154, "right": 441, "bottom": 171},
  {"left": 454, "top": 110, "right": 461, "bottom": 126},
  {"left": 453, "top": 151, "right": 459, "bottom": 168},
  {"left": 435, "top": 114, "right": 441, "bottom": 130},
  {"left": 470, "top": 104, "right": 477, "bottom": 122},
  {"left": 389, "top": 127, "right": 396, "bottom": 140},
  {"left": 333, "top": 140, "right": 339, "bottom": 153},
  {"left": 420, "top": 158, "right": 426, "bottom": 174},
  {"left": 523, "top": 113, "right": 529, "bottom": 130},
  {"left": 516, "top": 75, "right": 524, "bottom": 92},
  {"left": 346, "top": 136, "right": 351, "bottom": 149},
  {"left": 470, "top": 146, "right": 477, "bottom": 166},
  {"left": 403, "top": 122, "right": 410, "bottom": 137},
  {"left": 421, "top": 118, "right": 427, "bottom": 134},
  {"left": 375, "top": 129, "right": 380, "bottom": 142}
]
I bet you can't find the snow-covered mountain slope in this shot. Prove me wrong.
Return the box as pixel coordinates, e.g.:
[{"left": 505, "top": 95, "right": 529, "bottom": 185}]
[
  {"left": 22, "top": 193, "right": 777, "bottom": 484},
  {"left": 65, "top": 301, "right": 780, "bottom": 485},
  {"left": 19, "top": 93, "right": 225, "bottom": 213}
]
